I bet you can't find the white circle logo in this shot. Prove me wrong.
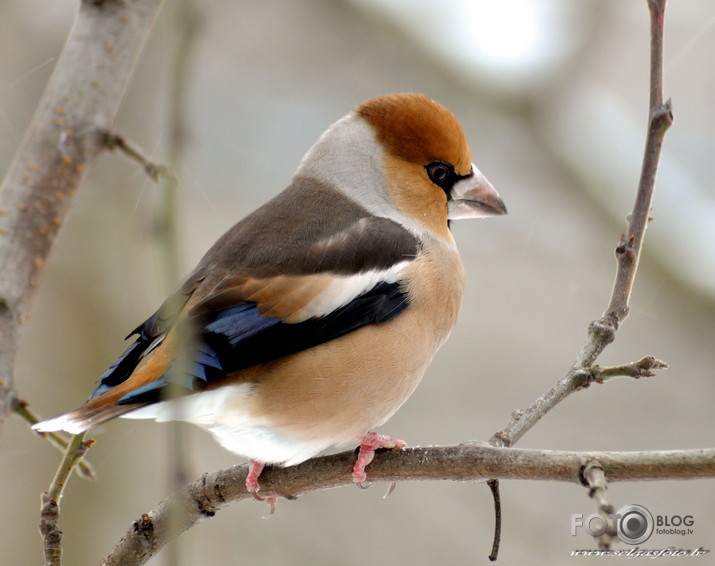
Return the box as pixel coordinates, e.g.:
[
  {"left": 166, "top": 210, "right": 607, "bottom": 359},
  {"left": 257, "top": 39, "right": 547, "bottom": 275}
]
[{"left": 617, "top": 504, "right": 654, "bottom": 545}]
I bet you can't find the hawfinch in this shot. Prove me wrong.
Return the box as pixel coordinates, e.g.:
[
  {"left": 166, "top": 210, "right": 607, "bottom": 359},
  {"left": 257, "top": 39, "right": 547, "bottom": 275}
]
[{"left": 35, "top": 94, "right": 507, "bottom": 505}]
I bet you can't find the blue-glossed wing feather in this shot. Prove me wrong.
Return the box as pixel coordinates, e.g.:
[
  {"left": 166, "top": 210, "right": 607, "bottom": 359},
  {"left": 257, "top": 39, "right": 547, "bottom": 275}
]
[
  {"left": 202, "top": 280, "right": 408, "bottom": 375},
  {"left": 89, "top": 334, "right": 154, "bottom": 400},
  {"left": 113, "top": 280, "right": 409, "bottom": 406},
  {"left": 88, "top": 283, "right": 196, "bottom": 401}
]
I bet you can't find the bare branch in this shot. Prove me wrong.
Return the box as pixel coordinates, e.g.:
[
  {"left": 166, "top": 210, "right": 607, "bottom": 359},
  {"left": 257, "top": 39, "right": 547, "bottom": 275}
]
[
  {"left": 605, "top": 0, "right": 672, "bottom": 326},
  {"left": 40, "top": 433, "right": 94, "bottom": 566},
  {"left": 0, "top": 0, "right": 165, "bottom": 426},
  {"left": 484, "top": 3, "right": 671, "bottom": 557},
  {"left": 99, "top": 444, "right": 715, "bottom": 566},
  {"left": 489, "top": 0, "right": 672, "bottom": 449},
  {"left": 0, "top": 1, "right": 165, "bottom": 563}
]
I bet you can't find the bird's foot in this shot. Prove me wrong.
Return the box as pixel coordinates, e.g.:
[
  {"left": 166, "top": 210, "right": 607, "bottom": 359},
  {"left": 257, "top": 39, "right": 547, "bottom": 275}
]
[
  {"left": 352, "top": 431, "right": 407, "bottom": 492},
  {"left": 246, "top": 460, "right": 277, "bottom": 514}
]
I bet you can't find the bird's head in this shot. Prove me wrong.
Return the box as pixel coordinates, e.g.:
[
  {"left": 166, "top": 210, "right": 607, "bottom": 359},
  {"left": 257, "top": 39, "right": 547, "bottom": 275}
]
[{"left": 295, "top": 93, "right": 506, "bottom": 240}]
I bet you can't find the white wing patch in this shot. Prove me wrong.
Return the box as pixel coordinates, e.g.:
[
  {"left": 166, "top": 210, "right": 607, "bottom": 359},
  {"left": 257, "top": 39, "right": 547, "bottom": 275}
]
[{"left": 289, "top": 260, "right": 411, "bottom": 323}]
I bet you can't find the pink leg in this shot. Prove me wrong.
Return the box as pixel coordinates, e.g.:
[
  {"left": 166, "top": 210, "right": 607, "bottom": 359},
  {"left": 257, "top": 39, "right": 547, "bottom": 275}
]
[
  {"left": 352, "top": 431, "right": 407, "bottom": 488},
  {"left": 246, "top": 459, "right": 277, "bottom": 514}
]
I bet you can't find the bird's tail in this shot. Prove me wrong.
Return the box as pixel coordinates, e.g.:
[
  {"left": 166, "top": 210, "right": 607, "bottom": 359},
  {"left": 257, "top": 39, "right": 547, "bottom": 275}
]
[{"left": 32, "top": 404, "right": 141, "bottom": 435}]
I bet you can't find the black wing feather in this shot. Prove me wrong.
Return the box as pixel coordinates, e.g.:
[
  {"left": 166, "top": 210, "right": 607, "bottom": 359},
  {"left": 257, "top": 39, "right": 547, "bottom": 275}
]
[{"left": 113, "top": 281, "right": 409, "bottom": 405}]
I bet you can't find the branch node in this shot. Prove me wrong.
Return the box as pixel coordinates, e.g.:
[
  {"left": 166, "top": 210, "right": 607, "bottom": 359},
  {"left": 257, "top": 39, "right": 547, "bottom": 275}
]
[
  {"left": 489, "top": 431, "right": 511, "bottom": 448},
  {"left": 133, "top": 513, "right": 155, "bottom": 541},
  {"left": 587, "top": 318, "right": 617, "bottom": 346},
  {"left": 213, "top": 483, "right": 226, "bottom": 503},
  {"left": 651, "top": 99, "right": 674, "bottom": 133},
  {"left": 196, "top": 499, "right": 216, "bottom": 518},
  {"left": 614, "top": 233, "right": 637, "bottom": 260},
  {"left": 40, "top": 492, "right": 59, "bottom": 516},
  {"left": 572, "top": 369, "right": 593, "bottom": 390}
]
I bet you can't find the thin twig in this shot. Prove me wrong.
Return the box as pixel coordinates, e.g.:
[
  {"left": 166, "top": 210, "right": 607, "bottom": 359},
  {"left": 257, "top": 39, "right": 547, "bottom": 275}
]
[
  {"left": 591, "top": 356, "right": 668, "bottom": 383},
  {"left": 97, "top": 130, "right": 174, "bottom": 184},
  {"left": 487, "top": 479, "right": 501, "bottom": 561},
  {"left": 484, "top": 2, "right": 671, "bottom": 558},
  {"left": 12, "top": 398, "right": 96, "bottom": 480},
  {"left": 40, "top": 433, "right": 94, "bottom": 566},
  {"left": 605, "top": 0, "right": 672, "bottom": 325},
  {"left": 99, "top": 444, "right": 715, "bottom": 566},
  {"left": 491, "top": 0, "right": 671, "bottom": 450},
  {"left": 581, "top": 460, "right": 616, "bottom": 550}
]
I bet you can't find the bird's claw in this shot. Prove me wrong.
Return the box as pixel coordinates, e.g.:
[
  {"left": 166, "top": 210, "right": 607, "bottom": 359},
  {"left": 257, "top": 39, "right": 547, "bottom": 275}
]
[
  {"left": 352, "top": 432, "right": 407, "bottom": 492},
  {"left": 246, "top": 459, "right": 277, "bottom": 514}
]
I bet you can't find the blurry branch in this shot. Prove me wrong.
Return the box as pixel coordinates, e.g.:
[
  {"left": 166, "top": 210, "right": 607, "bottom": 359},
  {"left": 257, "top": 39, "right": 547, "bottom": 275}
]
[
  {"left": 582, "top": 461, "right": 617, "bottom": 550},
  {"left": 155, "top": 0, "right": 200, "bottom": 291},
  {"left": 154, "top": 3, "right": 202, "bottom": 566},
  {"left": 0, "top": 0, "right": 164, "bottom": 564},
  {"left": 12, "top": 398, "right": 96, "bottom": 481},
  {"left": 100, "top": 445, "right": 715, "bottom": 566},
  {"left": 0, "top": 0, "right": 165, "bottom": 432},
  {"left": 39, "top": 433, "right": 93, "bottom": 566},
  {"left": 98, "top": 130, "right": 173, "bottom": 183}
]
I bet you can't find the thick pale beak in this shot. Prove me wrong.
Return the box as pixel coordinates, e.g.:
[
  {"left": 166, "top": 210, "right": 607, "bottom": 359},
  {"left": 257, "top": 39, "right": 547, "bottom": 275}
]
[{"left": 447, "top": 164, "right": 507, "bottom": 220}]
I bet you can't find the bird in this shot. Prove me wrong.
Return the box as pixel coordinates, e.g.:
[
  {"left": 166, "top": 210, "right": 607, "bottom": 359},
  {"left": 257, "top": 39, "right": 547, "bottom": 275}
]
[{"left": 34, "top": 93, "right": 507, "bottom": 508}]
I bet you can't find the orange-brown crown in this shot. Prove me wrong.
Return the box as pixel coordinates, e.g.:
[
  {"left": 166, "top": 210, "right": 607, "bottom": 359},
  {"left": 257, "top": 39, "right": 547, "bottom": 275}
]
[{"left": 356, "top": 94, "right": 471, "bottom": 175}]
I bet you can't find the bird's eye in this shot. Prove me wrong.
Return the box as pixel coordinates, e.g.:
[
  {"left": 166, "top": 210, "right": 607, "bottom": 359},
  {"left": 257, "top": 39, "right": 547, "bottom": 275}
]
[
  {"left": 426, "top": 162, "right": 451, "bottom": 183},
  {"left": 425, "top": 162, "right": 456, "bottom": 194}
]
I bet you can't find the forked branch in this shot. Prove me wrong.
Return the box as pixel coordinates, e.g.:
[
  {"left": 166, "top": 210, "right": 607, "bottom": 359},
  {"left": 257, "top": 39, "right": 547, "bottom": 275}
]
[{"left": 485, "top": 0, "right": 671, "bottom": 557}]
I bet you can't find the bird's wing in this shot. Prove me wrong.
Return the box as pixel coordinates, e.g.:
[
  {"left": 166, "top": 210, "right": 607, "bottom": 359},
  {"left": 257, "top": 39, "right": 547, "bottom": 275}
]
[{"left": 92, "top": 178, "right": 421, "bottom": 407}]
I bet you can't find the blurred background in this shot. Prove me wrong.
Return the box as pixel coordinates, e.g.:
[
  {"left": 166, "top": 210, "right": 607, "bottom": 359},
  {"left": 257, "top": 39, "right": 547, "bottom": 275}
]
[{"left": 1, "top": 0, "right": 714, "bottom": 564}]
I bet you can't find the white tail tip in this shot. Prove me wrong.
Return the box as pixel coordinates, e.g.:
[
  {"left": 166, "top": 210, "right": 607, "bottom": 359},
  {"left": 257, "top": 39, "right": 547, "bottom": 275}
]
[{"left": 32, "top": 415, "right": 88, "bottom": 435}]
